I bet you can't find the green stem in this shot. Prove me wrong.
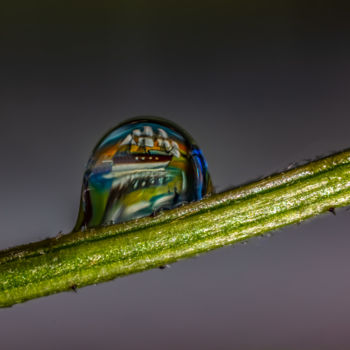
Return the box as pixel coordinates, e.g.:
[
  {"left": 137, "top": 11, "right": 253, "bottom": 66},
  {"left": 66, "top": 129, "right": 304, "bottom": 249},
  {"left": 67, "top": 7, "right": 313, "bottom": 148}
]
[{"left": 2, "top": 150, "right": 350, "bottom": 307}]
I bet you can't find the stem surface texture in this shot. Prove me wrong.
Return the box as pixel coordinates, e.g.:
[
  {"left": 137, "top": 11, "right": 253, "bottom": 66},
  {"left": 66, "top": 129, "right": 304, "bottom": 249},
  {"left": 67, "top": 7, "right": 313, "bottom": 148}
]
[{"left": 1, "top": 150, "right": 350, "bottom": 307}]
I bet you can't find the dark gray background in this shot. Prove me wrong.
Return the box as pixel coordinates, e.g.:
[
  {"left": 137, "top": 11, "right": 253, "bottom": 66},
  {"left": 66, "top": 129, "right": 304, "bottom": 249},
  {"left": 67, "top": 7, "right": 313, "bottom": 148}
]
[{"left": 1, "top": 1, "right": 350, "bottom": 349}]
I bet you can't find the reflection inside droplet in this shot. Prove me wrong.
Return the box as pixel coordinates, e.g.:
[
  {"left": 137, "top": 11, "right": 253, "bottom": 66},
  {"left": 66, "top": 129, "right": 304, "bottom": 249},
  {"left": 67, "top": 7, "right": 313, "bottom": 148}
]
[{"left": 74, "top": 117, "right": 213, "bottom": 231}]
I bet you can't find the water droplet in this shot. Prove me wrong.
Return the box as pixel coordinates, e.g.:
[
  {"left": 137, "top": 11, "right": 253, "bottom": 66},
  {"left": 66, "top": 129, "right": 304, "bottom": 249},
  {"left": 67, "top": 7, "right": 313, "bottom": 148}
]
[{"left": 74, "top": 117, "right": 213, "bottom": 230}]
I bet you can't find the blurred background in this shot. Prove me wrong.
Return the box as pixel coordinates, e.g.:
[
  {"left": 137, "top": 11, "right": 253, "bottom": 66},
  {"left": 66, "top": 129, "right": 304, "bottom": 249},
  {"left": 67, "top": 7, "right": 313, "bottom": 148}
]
[{"left": 1, "top": 1, "right": 350, "bottom": 349}]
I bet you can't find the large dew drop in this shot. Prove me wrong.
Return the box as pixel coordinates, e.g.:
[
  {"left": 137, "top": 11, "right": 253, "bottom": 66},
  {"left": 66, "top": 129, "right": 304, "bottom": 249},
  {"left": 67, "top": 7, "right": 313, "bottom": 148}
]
[{"left": 74, "top": 117, "right": 213, "bottom": 230}]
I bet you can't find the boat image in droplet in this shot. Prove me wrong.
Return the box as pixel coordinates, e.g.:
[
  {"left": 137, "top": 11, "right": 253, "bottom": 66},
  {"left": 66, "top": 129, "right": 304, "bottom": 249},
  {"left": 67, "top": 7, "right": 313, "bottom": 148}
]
[
  {"left": 96, "top": 126, "right": 180, "bottom": 175},
  {"left": 74, "top": 118, "right": 213, "bottom": 231}
]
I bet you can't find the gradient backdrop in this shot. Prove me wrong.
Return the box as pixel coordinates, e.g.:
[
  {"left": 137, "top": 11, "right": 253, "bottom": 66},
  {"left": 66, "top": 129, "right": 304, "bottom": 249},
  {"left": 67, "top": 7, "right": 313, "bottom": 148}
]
[{"left": 1, "top": 2, "right": 350, "bottom": 349}]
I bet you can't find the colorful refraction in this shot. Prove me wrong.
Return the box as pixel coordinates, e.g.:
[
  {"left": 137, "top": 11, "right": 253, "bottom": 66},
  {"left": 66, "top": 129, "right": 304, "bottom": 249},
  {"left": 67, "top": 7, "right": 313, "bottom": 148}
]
[{"left": 74, "top": 117, "right": 213, "bottom": 230}]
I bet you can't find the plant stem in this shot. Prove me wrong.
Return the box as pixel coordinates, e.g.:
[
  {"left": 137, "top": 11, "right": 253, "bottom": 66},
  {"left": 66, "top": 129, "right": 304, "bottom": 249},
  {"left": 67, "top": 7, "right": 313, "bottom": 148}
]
[{"left": 2, "top": 150, "right": 350, "bottom": 307}]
